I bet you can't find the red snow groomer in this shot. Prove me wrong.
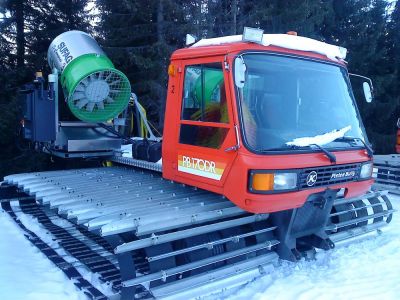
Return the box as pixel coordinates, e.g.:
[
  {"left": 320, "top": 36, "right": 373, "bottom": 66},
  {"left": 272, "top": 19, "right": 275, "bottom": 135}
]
[{"left": 1, "top": 28, "right": 394, "bottom": 299}]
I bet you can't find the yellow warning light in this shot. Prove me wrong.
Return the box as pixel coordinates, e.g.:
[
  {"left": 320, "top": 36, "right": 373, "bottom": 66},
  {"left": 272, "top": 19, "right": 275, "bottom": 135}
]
[
  {"left": 252, "top": 173, "right": 274, "bottom": 191},
  {"left": 168, "top": 64, "right": 176, "bottom": 76}
]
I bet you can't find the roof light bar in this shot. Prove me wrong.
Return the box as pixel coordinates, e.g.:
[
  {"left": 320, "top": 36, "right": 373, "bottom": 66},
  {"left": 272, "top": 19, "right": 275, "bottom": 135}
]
[
  {"left": 186, "top": 34, "right": 197, "bottom": 46},
  {"left": 339, "top": 47, "right": 348, "bottom": 60},
  {"left": 242, "top": 27, "right": 264, "bottom": 44}
]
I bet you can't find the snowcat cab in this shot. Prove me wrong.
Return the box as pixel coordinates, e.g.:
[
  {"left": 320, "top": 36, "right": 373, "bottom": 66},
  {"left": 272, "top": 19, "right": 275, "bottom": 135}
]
[{"left": 162, "top": 29, "right": 382, "bottom": 258}]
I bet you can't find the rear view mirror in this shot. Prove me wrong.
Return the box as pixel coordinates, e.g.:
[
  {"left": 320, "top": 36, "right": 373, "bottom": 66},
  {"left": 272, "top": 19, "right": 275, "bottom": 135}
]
[
  {"left": 234, "top": 57, "right": 246, "bottom": 88},
  {"left": 349, "top": 73, "right": 374, "bottom": 103},
  {"left": 363, "top": 82, "right": 373, "bottom": 103}
]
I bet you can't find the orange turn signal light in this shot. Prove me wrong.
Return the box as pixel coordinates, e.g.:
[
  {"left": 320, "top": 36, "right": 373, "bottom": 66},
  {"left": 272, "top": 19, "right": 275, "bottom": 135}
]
[
  {"left": 168, "top": 64, "right": 176, "bottom": 76},
  {"left": 252, "top": 173, "right": 274, "bottom": 191},
  {"left": 397, "top": 133, "right": 400, "bottom": 145},
  {"left": 287, "top": 31, "right": 298, "bottom": 36}
]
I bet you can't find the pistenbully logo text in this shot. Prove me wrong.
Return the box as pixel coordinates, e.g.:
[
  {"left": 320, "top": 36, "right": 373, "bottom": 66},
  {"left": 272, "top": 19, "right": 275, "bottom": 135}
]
[{"left": 330, "top": 171, "right": 355, "bottom": 179}]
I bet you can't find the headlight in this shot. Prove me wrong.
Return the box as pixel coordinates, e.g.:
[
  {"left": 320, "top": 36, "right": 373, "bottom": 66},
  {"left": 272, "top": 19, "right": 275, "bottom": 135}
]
[
  {"left": 360, "top": 162, "right": 373, "bottom": 179},
  {"left": 250, "top": 171, "right": 298, "bottom": 193}
]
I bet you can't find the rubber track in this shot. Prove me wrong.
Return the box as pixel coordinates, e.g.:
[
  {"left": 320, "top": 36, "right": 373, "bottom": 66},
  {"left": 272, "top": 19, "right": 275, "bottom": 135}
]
[{"left": 1, "top": 200, "right": 109, "bottom": 300}]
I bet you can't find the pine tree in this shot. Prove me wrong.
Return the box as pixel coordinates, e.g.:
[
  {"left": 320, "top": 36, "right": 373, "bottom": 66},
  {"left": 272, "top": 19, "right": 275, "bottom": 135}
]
[
  {"left": 321, "top": 0, "right": 397, "bottom": 153},
  {"left": 96, "top": 0, "right": 197, "bottom": 128},
  {"left": 244, "top": 0, "right": 332, "bottom": 38},
  {"left": 0, "top": 0, "right": 92, "bottom": 178},
  {"left": 386, "top": 0, "right": 400, "bottom": 150}
]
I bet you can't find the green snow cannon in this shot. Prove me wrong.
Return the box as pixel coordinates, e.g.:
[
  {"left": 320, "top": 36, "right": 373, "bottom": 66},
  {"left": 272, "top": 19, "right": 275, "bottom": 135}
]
[
  {"left": 47, "top": 31, "right": 131, "bottom": 123},
  {"left": 194, "top": 68, "right": 224, "bottom": 104}
]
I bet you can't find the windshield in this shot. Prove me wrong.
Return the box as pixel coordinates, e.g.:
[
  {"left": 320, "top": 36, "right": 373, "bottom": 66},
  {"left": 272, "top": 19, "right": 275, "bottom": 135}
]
[{"left": 236, "top": 54, "right": 366, "bottom": 152}]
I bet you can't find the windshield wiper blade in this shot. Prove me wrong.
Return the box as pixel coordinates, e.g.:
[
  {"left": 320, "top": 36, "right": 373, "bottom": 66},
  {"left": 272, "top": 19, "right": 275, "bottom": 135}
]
[
  {"left": 289, "top": 144, "right": 336, "bottom": 164},
  {"left": 310, "top": 143, "right": 336, "bottom": 164},
  {"left": 334, "top": 136, "right": 373, "bottom": 158}
]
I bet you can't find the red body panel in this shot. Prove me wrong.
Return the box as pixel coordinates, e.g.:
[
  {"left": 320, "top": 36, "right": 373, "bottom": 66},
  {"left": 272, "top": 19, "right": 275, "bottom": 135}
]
[
  {"left": 162, "top": 40, "right": 372, "bottom": 214},
  {"left": 222, "top": 150, "right": 371, "bottom": 213}
]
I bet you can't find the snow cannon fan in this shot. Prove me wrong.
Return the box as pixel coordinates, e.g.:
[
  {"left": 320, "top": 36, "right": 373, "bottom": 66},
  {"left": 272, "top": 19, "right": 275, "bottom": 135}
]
[{"left": 47, "top": 31, "right": 131, "bottom": 123}]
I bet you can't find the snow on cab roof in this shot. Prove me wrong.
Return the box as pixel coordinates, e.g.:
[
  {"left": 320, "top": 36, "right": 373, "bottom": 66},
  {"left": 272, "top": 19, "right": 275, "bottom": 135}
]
[{"left": 191, "top": 34, "right": 347, "bottom": 61}]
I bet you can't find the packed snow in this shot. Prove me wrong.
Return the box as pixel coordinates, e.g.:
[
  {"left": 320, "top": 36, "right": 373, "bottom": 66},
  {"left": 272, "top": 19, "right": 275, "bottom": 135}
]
[
  {"left": 192, "top": 34, "right": 347, "bottom": 61},
  {"left": 0, "top": 194, "right": 399, "bottom": 300},
  {"left": 0, "top": 208, "right": 86, "bottom": 300},
  {"left": 286, "top": 126, "right": 352, "bottom": 147},
  {"left": 229, "top": 196, "right": 400, "bottom": 300}
]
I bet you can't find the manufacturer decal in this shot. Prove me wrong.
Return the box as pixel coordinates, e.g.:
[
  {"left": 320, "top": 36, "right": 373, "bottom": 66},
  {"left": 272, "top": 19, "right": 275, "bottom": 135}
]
[
  {"left": 330, "top": 171, "right": 355, "bottom": 179},
  {"left": 306, "top": 171, "right": 318, "bottom": 186},
  {"left": 52, "top": 42, "right": 73, "bottom": 70},
  {"left": 57, "top": 42, "right": 73, "bottom": 64},
  {"left": 178, "top": 154, "right": 226, "bottom": 180}
]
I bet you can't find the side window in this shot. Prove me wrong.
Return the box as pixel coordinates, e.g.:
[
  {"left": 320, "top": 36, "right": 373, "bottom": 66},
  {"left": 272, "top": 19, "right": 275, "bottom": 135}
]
[
  {"left": 179, "top": 62, "right": 229, "bottom": 149},
  {"left": 181, "top": 63, "right": 228, "bottom": 123}
]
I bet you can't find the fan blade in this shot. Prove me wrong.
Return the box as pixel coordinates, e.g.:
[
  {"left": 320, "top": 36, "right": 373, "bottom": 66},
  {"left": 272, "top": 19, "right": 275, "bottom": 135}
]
[
  {"left": 109, "top": 89, "right": 120, "bottom": 94},
  {"left": 75, "top": 84, "right": 85, "bottom": 92},
  {"left": 105, "top": 97, "right": 114, "bottom": 103},
  {"left": 97, "top": 101, "right": 104, "bottom": 110},
  {"left": 72, "top": 92, "right": 85, "bottom": 101},
  {"left": 76, "top": 98, "right": 89, "bottom": 109},
  {"left": 97, "top": 71, "right": 104, "bottom": 80},
  {"left": 108, "top": 79, "right": 121, "bottom": 86},
  {"left": 105, "top": 72, "right": 112, "bottom": 82},
  {"left": 81, "top": 78, "right": 89, "bottom": 86},
  {"left": 86, "top": 102, "right": 95, "bottom": 112}
]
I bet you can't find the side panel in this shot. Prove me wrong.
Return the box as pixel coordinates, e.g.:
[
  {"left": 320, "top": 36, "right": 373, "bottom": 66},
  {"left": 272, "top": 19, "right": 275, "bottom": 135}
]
[
  {"left": 163, "top": 56, "right": 238, "bottom": 191},
  {"left": 162, "top": 59, "right": 183, "bottom": 181}
]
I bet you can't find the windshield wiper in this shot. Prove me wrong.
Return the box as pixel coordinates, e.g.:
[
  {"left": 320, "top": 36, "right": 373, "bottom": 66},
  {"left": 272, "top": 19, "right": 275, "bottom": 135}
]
[
  {"left": 310, "top": 143, "right": 336, "bottom": 163},
  {"left": 334, "top": 136, "right": 373, "bottom": 158},
  {"left": 289, "top": 144, "right": 336, "bottom": 164}
]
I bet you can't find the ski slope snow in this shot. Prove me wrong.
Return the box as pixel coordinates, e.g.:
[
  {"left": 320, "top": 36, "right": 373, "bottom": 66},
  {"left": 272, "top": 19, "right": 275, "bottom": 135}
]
[
  {"left": 0, "top": 195, "right": 399, "bottom": 300},
  {"left": 230, "top": 196, "right": 400, "bottom": 300},
  {"left": 0, "top": 207, "right": 86, "bottom": 300}
]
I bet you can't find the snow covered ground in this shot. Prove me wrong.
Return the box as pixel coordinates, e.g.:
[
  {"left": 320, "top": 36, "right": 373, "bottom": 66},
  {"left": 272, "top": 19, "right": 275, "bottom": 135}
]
[
  {"left": 230, "top": 194, "right": 400, "bottom": 300},
  {"left": 0, "top": 208, "right": 86, "bottom": 300},
  {"left": 0, "top": 195, "right": 399, "bottom": 300}
]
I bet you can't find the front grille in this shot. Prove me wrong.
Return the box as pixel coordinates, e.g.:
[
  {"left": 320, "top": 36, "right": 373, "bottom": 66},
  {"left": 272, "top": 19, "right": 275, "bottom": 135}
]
[{"left": 299, "top": 163, "right": 360, "bottom": 189}]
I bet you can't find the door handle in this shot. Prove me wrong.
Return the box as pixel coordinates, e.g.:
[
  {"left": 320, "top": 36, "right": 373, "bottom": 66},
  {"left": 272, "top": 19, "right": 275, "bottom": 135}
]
[
  {"left": 225, "top": 125, "right": 240, "bottom": 152},
  {"left": 225, "top": 145, "right": 239, "bottom": 152}
]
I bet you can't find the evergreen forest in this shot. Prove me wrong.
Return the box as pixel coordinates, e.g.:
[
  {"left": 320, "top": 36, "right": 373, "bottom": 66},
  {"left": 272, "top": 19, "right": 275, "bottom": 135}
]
[{"left": 0, "top": 0, "right": 399, "bottom": 178}]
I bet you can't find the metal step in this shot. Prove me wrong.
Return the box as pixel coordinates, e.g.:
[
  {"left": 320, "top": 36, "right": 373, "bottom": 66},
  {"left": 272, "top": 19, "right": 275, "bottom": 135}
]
[
  {"left": 115, "top": 214, "right": 269, "bottom": 254},
  {"left": 149, "top": 252, "right": 278, "bottom": 300}
]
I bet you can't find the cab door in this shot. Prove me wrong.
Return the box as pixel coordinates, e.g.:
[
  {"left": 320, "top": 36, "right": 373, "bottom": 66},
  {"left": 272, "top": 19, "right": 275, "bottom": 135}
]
[{"left": 174, "top": 59, "right": 238, "bottom": 189}]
